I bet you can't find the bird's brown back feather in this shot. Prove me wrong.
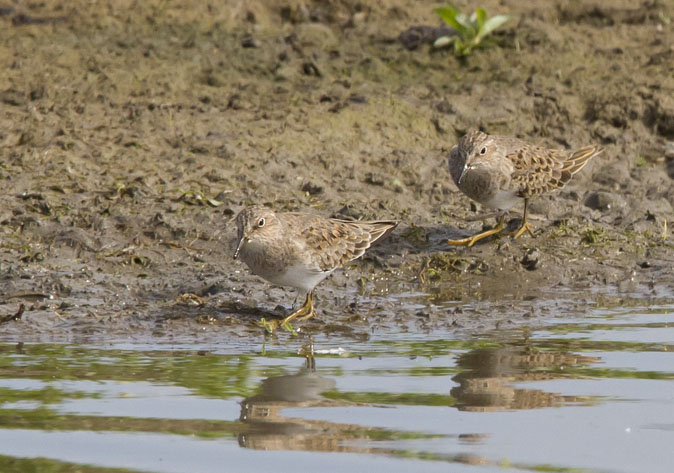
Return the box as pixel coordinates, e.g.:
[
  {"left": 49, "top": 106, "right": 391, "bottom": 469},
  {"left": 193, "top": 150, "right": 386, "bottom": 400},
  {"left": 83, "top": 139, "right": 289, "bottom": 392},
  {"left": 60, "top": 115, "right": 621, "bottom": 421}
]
[
  {"left": 509, "top": 144, "right": 604, "bottom": 198},
  {"left": 291, "top": 215, "right": 398, "bottom": 272}
]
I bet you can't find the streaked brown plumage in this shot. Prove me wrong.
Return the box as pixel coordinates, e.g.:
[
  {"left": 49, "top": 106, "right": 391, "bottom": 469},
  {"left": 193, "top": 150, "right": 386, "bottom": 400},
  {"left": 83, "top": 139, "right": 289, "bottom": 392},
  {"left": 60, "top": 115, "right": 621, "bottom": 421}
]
[
  {"left": 448, "top": 130, "right": 604, "bottom": 246},
  {"left": 233, "top": 206, "right": 397, "bottom": 326}
]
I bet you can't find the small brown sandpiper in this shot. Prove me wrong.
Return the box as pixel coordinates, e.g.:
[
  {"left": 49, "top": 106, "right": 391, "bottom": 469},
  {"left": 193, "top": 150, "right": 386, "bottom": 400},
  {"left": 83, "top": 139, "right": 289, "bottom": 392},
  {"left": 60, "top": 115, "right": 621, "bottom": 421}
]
[
  {"left": 233, "top": 206, "right": 398, "bottom": 326},
  {"left": 448, "top": 130, "right": 604, "bottom": 246}
]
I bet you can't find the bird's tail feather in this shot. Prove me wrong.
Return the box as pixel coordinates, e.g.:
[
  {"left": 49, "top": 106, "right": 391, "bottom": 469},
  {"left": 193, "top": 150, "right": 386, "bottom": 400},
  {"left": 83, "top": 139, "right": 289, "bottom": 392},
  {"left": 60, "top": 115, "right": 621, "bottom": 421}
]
[{"left": 563, "top": 145, "right": 604, "bottom": 175}]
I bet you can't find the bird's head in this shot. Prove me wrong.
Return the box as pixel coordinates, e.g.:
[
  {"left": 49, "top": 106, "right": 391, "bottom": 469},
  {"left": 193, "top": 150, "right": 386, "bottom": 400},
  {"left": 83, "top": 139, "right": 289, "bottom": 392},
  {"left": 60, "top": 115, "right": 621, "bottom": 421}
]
[
  {"left": 456, "top": 130, "right": 496, "bottom": 184},
  {"left": 233, "top": 206, "right": 281, "bottom": 259}
]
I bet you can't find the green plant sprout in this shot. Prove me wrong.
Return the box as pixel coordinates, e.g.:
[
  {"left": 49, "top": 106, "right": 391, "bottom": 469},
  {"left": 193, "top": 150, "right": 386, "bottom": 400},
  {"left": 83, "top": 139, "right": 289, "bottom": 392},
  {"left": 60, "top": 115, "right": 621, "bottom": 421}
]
[
  {"left": 433, "top": 3, "right": 510, "bottom": 56},
  {"left": 258, "top": 317, "right": 296, "bottom": 335}
]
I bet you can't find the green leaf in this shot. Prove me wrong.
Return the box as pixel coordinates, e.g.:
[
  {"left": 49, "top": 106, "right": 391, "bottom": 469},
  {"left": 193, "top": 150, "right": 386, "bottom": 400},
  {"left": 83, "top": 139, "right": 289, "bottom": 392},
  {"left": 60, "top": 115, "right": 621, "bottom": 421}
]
[
  {"left": 478, "top": 14, "right": 510, "bottom": 38},
  {"left": 433, "top": 6, "right": 456, "bottom": 23},
  {"left": 433, "top": 35, "right": 455, "bottom": 49},
  {"left": 454, "top": 12, "right": 474, "bottom": 35},
  {"left": 259, "top": 317, "right": 275, "bottom": 333},
  {"left": 436, "top": 4, "right": 510, "bottom": 56},
  {"left": 281, "top": 322, "right": 296, "bottom": 335},
  {"left": 476, "top": 7, "right": 487, "bottom": 30},
  {"left": 434, "top": 6, "right": 470, "bottom": 37}
]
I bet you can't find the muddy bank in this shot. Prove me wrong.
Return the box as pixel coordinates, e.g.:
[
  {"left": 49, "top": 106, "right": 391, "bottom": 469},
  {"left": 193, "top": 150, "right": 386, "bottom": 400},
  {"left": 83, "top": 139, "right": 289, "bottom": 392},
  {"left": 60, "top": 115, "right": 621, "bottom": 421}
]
[{"left": 0, "top": 0, "right": 673, "bottom": 341}]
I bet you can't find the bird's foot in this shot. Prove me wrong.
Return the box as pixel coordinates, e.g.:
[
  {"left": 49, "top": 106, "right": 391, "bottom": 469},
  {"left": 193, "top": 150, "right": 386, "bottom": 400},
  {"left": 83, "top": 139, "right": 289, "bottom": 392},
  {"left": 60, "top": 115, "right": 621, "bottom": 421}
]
[
  {"left": 256, "top": 292, "right": 316, "bottom": 333},
  {"left": 448, "top": 223, "right": 505, "bottom": 247},
  {"left": 508, "top": 222, "right": 534, "bottom": 239}
]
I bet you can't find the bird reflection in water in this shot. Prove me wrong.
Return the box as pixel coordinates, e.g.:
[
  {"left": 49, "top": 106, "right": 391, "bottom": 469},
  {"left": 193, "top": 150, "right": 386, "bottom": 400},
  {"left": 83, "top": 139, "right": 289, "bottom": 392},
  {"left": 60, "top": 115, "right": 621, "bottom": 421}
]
[
  {"left": 238, "top": 345, "right": 380, "bottom": 452},
  {"left": 451, "top": 341, "right": 600, "bottom": 411}
]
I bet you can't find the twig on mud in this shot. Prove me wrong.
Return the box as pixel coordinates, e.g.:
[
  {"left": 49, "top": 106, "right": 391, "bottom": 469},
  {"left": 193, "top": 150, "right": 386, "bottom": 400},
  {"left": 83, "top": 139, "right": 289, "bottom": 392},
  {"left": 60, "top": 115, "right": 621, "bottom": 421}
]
[
  {"left": 0, "top": 304, "right": 25, "bottom": 324},
  {"left": 159, "top": 241, "right": 204, "bottom": 262},
  {"left": 161, "top": 241, "right": 202, "bottom": 252},
  {"left": 102, "top": 244, "right": 168, "bottom": 264}
]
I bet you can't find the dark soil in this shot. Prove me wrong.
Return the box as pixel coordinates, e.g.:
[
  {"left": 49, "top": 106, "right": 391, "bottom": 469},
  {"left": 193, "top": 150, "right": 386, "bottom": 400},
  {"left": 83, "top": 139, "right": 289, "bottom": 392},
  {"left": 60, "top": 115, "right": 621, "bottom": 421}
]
[{"left": 1, "top": 0, "right": 673, "bottom": 342}]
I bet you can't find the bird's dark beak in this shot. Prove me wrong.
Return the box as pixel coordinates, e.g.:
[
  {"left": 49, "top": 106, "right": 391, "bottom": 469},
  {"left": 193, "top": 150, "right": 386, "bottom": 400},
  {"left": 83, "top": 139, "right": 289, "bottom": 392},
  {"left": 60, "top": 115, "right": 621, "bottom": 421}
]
[{"left": 233, "top": 236, "right": 246, "bottom": 260}]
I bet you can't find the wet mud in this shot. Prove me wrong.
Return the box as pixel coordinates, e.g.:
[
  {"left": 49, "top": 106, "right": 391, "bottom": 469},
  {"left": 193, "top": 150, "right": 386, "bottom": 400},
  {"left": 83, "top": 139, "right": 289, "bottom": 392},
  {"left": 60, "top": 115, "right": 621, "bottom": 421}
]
[{"left": 0, "top": 0, "right": 673, "bottom": 340}]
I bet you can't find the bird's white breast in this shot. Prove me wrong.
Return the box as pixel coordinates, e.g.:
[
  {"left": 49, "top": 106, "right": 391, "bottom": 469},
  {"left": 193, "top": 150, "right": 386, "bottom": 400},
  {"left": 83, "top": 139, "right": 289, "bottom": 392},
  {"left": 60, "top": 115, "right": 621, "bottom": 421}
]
[
  {"left": 481, "top": 189, "right": 522, "bottom": 211},
  {"left": 240, "top": 240, "right": 331, "bottom": 292},
  {"left": 268, "top": 265, "right": 332, "bottom": 293}
]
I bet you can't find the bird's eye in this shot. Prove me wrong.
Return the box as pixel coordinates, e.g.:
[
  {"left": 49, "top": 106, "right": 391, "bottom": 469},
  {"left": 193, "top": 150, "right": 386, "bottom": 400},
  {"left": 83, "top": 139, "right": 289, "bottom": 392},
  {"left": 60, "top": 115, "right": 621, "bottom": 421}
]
[
  {"left": 480, "top": 147, "right": 487, "bottom": 155},
  {"left": 257, "top": 218, "right": 265, "bottom": 227}
]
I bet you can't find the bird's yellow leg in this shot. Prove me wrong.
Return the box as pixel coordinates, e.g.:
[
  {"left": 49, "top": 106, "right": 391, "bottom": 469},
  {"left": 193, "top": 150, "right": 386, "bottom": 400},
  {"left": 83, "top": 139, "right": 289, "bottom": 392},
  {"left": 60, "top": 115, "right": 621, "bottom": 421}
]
[
  {"left": 509, "top": 199, "right": 535, "bottom": 239},
  {"left": 281, "top": 291, "right": 316, "bottom": 326},
  {"left": 511, "top": 222, "right": 534, "bottom": 239},
  {"left": 448, "top": 216, "right": 505, "bottom": 247}
]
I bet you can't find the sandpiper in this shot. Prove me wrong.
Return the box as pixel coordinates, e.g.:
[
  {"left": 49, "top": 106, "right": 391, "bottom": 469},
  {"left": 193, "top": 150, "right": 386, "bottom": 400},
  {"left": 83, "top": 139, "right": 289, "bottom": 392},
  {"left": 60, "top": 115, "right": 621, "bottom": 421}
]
[
  {"left": 448, "top": 130, "right": 604, "bottom": 246},
  {"left": 233, "top": 206, "right": 398, "bottom": 326}
]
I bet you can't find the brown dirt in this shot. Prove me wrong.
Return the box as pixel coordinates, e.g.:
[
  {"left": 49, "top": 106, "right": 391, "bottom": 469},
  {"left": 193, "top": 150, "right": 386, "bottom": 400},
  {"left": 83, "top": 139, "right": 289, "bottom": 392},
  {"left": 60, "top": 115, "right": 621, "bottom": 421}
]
[{"left": 1, "top": 0, "right": 673, "bottom": 342}]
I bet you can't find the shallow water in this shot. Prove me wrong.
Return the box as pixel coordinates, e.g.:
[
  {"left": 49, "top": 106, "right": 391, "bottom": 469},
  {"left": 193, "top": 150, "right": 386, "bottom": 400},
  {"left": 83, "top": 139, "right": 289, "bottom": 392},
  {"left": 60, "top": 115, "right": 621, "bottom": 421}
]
[{"left": 0, "top": 302, "right": 673, "bottom": 473}]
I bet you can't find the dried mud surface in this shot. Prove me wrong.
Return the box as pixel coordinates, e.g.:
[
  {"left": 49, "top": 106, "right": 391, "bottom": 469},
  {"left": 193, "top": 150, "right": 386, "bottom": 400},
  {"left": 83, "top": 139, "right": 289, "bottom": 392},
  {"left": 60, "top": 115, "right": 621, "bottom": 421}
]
[{"left": 1, "top": 0, "right": 673, "bottom": 342}]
